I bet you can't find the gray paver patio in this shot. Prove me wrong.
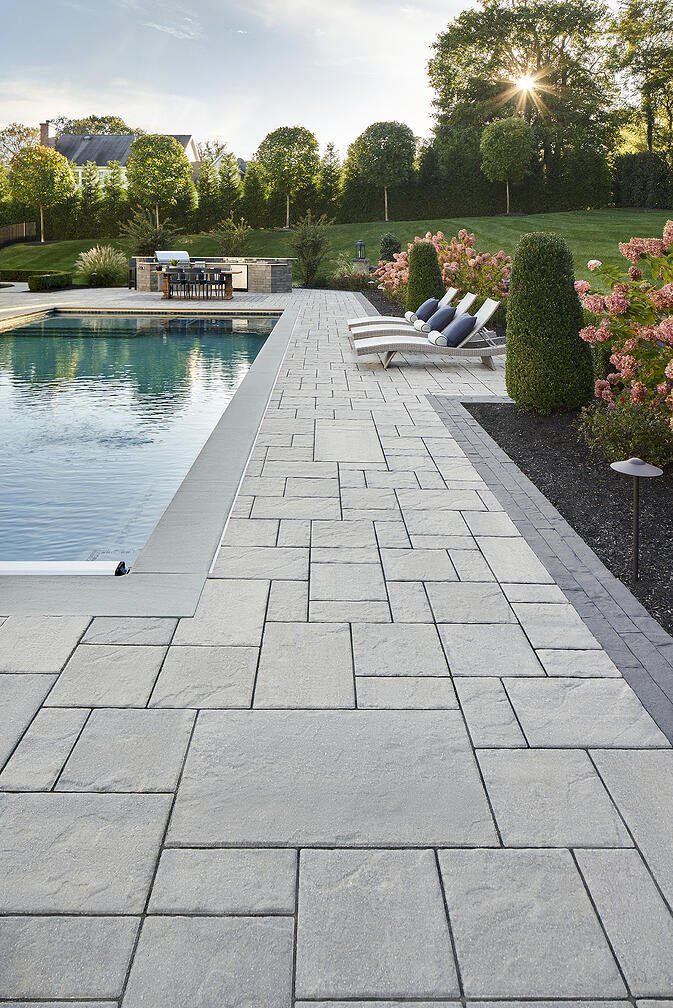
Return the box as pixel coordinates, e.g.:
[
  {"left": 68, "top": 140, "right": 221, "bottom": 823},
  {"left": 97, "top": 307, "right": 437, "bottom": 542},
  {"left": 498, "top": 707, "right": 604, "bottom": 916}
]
[{"left": 1, "top": 288, "right": 672, "bottom": 1001}]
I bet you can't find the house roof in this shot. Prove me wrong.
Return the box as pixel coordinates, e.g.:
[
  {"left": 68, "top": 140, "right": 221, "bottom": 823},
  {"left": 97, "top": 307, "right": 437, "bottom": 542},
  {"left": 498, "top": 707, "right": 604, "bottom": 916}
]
[{"left": 54, "top": 134, "right": 196, "bottom": 167}]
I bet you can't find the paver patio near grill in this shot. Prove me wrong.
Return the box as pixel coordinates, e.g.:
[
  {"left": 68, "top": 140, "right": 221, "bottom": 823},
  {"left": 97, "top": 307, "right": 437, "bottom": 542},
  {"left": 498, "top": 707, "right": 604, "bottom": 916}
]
[{"left": 1, "top": 288, "right": 673, "bottom": 1001}]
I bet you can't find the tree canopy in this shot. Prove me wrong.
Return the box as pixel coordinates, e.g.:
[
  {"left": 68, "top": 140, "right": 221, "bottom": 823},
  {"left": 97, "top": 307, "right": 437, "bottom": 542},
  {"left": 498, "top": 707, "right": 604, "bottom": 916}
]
[
  {"left": 53, "top": 114, "right": 135, "bottom": 135},
  {"left": 8, "top": 144, "right": 76, "bottom": 241},
  {"left": 429, "top": 0, "right": 615, "bottom": 171},
  {"left": 480, "top": 116, "right": 536, "bottom": 212},
  {"left": 254, "top": 126, "right": 320, "bottom": 227},
  {"left": 0, "top": 122, "right": 38, "bottom": 164},
  {"left": 347, "top": 121, "right": 416, "bottom": 221},
  {"left": 126, "top": 134, "right": 196, "bottom": 225}
]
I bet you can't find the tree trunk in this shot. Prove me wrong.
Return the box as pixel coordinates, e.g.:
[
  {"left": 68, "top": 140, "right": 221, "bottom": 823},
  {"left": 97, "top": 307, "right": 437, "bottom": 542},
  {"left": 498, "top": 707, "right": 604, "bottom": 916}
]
[
  {"left": 506, "top": 179, "right": 510, "bottom": 215},
  {"left": 39, "top": 204, "right": 45, "bottom": 243},
  {"left": 384, "top": 185, "right": 389, "bottom": 222},
  {"left": 644, "top": 94, "right": 655, "bottom": 153},
  {"left": 286, "top": 193, "right": 290, "bottom": 230},
  {"left": 155, "top": 205, "right": 160, "bottom": 228}
]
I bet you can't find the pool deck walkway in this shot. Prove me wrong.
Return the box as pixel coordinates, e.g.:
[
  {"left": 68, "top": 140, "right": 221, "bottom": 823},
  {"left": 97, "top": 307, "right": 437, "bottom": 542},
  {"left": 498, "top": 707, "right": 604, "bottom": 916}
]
[{"left": 1, "top": 286, "right": 673, "bottom": 1002}]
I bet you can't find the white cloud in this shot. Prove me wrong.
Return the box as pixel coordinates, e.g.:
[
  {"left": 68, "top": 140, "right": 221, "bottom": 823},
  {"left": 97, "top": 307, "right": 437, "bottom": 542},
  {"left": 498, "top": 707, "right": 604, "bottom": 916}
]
[{"left": 142, "top": 16, "right": 203, "bottom": 40}]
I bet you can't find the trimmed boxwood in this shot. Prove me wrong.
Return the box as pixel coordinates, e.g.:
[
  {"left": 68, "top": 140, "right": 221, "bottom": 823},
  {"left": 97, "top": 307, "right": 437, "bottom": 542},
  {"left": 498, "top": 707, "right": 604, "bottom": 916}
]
[
  {"left": 27, "top": 273, "right": 72, "bottom": 292},
  {"left": 0, "top": 269, "right": 45, "bottom": 281},
  {"left": 505, "top": 232, "right": 593, "bottom": 412},
  {"left": 406, "top": 241, "right": 444, "bottom": 312},
  {"left": 379, "top": 232, "right": 401, "bottom": 261}
]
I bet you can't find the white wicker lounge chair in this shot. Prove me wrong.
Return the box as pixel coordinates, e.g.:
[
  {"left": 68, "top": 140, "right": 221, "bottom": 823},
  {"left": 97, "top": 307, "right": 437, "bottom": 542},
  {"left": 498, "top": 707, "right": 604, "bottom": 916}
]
[
  {"left": 346, "top": 287, "right": 458, "bottom": 330},
  {"left": 349, "top": 292, "right": 477, "bottom": 341},
  {"left": 353, "top": 298, "right": 503, "bottom": 369}
]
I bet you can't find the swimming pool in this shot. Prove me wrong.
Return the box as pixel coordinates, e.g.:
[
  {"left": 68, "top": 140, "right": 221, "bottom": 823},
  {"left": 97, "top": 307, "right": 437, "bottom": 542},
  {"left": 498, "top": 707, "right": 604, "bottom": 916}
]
[{"left": 0, "top": 312, "right": 277, "bottom": 564}]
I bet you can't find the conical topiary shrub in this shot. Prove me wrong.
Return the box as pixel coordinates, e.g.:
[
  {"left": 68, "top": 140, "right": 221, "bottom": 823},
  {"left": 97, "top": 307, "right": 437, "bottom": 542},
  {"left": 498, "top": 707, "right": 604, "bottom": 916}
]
[
  {"left": 406, "top": 241, "right": 444, "bottom": 311},
  {"left": 506, "top": 232, "right": 593, "bottom": 412}
]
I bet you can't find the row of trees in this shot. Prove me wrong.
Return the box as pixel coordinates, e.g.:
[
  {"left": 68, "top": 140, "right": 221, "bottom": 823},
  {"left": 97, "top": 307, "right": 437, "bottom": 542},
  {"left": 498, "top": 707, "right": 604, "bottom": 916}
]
[{"left": 2, "top": 0, "right": 673, "bottom": 238}]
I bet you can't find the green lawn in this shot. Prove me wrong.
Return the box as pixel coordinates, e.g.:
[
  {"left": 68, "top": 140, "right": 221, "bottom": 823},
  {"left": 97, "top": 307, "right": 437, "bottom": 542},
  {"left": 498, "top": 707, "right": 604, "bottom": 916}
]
[{"left": 1, "top": 209, "right": 670, "bottom": 282}]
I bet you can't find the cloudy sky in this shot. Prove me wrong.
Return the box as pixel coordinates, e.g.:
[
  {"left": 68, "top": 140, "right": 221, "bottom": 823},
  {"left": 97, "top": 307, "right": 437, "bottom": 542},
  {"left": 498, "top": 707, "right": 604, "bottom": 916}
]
[{"left": 0, "top": 0, "right": 462, "bottom": 158}]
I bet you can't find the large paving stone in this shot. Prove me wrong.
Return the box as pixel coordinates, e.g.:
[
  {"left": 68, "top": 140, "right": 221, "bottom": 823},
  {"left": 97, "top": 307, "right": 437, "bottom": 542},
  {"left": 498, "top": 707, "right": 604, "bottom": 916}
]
[
  {"left": 149, "top": 847, "right": 296, "bottom": 913},
  {"left": 211, "top": 546, "right": 309, "bottom": 579},
  {"left": 356, "top": 676, "right": 458, "bottom": 709},
  {"left": 252, "top": 495, "right": 341, "bottom": 519},
  {"left": 454, "top": 678, "right": 526, "bottom": 747},
  {"left": 352, "top": 623, "right": 449, "bottom": 677},
  {"left": 438, "top": 624, "right": 543, "bottom": 676},
  {"left": 295, "top": 849, "right": 459, "bottom": 999},
  {"left": 0, "top": 792, "right": 170, "bottom": 912},
  {"left": 254, "top": 622, "right": 354, "bottom": 707},
  {"left": 402, "top": 509, "right": 471, "bottom": 536},
  {"left": 505, "top": 678, "right": 668, "bottom": 747},
  {"left": 438, "top": 849, "right": 626, "bottom": 997},
  {"left": 476, "top": 537, "right": 553, "bottom": 583},
  {"left": 296, "top": 1004, "right": 459, "bottom": 1008},
  {"left": 576, "top": 848, "right": 673, "bottom": 994},
  {"left": 513, "top": 603, "right": 599, "bottom": 649},
  {"left": 221, "top": 517, "right": 279, "bottom": 545},
  {"left": 592, "top": 750, "right": 673, "bottom": 906},
  {"left": 427, "top": 582, "right": 514, "bottom": 623},
  {"left": 0, "top": 707, "right": 88, "bottom": 790},
  {"left": 315, "top": 420, "right": 384, "bottom": 462},
  {"left": 478, "top": 749, "right": 631, "bottom": 847},
  {"left": 387, "top": 581, "right": 434, "bottom": 622},
  {"left": 309, "top": 600, "right": 391, "bottom": 622},
  {"left": 0, "top": 673, "right": 57, "bottom": 766},
  {"left": 173, "top": 579, "right": 269, "bottom": 646},
  {"left": 0, "top": 616, "right": 89, "bottom": 672},
  {"left": 168, "top": 710, "right": 498, "bottom": 846},
  {"left": 122, "top": 916, "right": 293, "bottom": 1008},
  {"left": 537, "top": 648, "right": 621, "bottom": 677},
  {"left": 82, "top": 617, "right": 177, "bottom": 645},
  {"left": 398, "top": 488, "right": 486, "bottom": 511},
  {"left": 310, "top": 562, "right": 387, "bottom": 601},
  {"left": 0, "top": 916, "right": 139, "bottom": 998},
  {"left": 46, "top": 644, "right": 166, "bottom": 707},
  {"left": 57, "top": 709, "right": 194, "bottom": 791},
  {"left": 380, "top": 547, "right": 457, "bottom": 581},
  {"left": 311, "top": 519, "right": 377, "bottom": 547},
  {"left": 149, "top": 645, "right": 257, "bottom": 707}
]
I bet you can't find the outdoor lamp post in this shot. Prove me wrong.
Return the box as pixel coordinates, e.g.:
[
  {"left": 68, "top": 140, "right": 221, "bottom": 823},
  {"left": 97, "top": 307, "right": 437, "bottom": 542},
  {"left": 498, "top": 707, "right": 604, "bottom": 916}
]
[
  {"left": 355, "top": 240, "right": 366, "bottom": 261},
  {"left": 609, "top": 456, "right": 663, "bottom": 582}
]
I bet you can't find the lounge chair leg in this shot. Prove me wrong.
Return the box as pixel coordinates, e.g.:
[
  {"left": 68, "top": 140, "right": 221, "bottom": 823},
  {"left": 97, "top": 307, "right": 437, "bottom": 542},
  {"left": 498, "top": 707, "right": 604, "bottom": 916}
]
[
  {"left": 382, "top": 351, "right": 397, "bottom": 369},
  {"left": 481, "top": 355, "right": 496, "bottom": 370}
]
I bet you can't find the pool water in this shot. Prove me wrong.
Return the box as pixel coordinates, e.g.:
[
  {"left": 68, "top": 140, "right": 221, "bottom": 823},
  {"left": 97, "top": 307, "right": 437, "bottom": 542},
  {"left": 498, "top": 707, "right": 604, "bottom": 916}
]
[{"left": 0, "top": 313, "right": 276, "bottom": 563}]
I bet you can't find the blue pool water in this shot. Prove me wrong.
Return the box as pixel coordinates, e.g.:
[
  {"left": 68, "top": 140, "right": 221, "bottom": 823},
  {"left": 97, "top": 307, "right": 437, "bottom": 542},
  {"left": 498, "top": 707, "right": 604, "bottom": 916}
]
[{"left": 0, "top": 313, "right": 275, "bottom": 563}]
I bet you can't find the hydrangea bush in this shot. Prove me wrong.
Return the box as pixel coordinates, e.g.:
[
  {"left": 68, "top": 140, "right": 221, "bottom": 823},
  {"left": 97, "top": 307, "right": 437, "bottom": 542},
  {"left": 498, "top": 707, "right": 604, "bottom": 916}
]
[
  {"left": 375, "top": 229, "right": 511, "bottom": 306},
  {"left": 576, "top": 220, "right": 673, "bottom": 433}
]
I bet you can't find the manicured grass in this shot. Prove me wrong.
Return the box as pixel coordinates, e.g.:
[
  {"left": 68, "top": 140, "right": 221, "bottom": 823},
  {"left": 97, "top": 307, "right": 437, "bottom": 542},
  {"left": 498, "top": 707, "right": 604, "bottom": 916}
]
[{"left": 1, "top": 209, "right": 670, "bottom": 282}]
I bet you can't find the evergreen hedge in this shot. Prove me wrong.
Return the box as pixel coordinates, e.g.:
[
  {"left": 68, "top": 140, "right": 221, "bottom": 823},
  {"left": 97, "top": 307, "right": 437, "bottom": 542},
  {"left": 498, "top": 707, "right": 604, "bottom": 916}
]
[
  {"left": 406, "top": 241, "right": 444, "bottom": 311},
  {"left": 505, "top": 232, "right": 593, "bottom": 412},
  {"left": 379, "top": 232, "right": 401, "bottom": 261}
]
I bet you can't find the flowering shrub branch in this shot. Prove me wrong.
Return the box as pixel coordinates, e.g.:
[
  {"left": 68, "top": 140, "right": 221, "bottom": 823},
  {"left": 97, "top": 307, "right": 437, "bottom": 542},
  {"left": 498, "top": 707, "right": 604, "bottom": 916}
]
[
  {"left": 375, "top": 229, "right": 511, "bottom": 305},
  {"left": 577, "top": 220, "right": 673, "bottom": 432}
]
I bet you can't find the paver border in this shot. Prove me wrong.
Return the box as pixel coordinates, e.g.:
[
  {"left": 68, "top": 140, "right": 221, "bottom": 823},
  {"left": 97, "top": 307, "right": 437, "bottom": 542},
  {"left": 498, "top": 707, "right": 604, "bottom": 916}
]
[
  {"left": 430, "top": 394, "right": 673, "bottom": 744},
  {"left": 0, "top": 305, "right": 298, "bottom": 616}
]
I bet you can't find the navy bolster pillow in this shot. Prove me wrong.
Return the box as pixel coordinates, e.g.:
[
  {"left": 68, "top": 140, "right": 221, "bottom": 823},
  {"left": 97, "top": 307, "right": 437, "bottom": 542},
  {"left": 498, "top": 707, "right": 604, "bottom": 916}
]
[
  {"left": 415, "top": 297, "right": 440, "bottom": 322},
  {"left": 439, "top": 313, "right": 477, "bottom": 347},
  {"left": 427, "top": 305, "right": 456, "bottom": 331}
]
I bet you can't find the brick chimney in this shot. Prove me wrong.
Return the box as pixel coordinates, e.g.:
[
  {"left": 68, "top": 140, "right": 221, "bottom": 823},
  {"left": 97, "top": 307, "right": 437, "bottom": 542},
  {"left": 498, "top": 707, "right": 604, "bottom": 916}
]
[{"left": 39, "top": 121, "right": 56, "bottom": 147}]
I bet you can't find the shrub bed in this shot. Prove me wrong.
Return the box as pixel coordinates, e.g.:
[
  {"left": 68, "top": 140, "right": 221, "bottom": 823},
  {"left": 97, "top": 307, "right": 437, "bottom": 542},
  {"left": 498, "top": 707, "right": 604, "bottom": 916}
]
[{"left": 467, "top": 402, "right": 673, "bottom": 635}]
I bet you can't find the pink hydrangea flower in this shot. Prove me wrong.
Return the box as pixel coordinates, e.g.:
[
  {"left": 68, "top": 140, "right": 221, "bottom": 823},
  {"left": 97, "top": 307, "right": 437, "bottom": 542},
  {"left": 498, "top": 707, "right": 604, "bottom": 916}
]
[
  {"left": 628, "top": 266, "right": 643, "bottom": 281},
  {"left": 574, "top": 280, "right": 590, "bottom": 295},
  {"left": 630, "top": 380, "right": 648, "bottom": 404},
  {"left": 663, "top": 220, "right": 673, "bottom": 250},
  {"left": 587, "top": 259, "right": 602, "bottom": 271},
  {"left": 665, "top": 360, "right": 673, "bottom": 380},
  {"left": 649, "top": 284, "right": 673, "bottom": 311},
  {"left": 583, "top": 294, "right": 606, "bottom": 314},
  {"left": 605, "top": 292, "right": 630, "bottom": 315}
]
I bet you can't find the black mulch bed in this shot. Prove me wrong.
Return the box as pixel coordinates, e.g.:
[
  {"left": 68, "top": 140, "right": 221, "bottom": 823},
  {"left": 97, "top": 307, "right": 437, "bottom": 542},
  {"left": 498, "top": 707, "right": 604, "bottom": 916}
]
[
  {"left": 465, "top": 402, "right": 673, "bottom": 635},
  {"left": 361, "top": 289, "right": 405, "bottom": 317}
]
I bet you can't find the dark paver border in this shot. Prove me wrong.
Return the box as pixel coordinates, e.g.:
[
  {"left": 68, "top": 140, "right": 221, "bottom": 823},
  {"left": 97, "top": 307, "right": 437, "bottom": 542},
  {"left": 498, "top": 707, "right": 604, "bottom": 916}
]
[
  {"left": 0, "top": 306, "right": 298, "bottom": 616},
  {"left": 430, "top": 393, "right": 673, "bottom": 744}
]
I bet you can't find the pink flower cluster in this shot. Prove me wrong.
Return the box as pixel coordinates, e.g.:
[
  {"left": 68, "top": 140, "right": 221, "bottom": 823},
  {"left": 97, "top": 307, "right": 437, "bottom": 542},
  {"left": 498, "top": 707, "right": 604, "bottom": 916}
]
[
  {"left": 579, "top": 219, "right": 673, "bottom": 432},
  {"left": 375, "top": 230, "right": 511, "bottom": 306}
]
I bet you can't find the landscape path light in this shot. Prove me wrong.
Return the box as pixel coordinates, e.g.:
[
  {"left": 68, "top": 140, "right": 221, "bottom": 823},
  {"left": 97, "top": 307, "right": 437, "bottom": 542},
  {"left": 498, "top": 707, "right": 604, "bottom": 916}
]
[
  {"left": 609, "top": 456, "right": 663, "bottom": 583},
  {"left": 355, "top": 239, "right": 366, "bottom": 261}
]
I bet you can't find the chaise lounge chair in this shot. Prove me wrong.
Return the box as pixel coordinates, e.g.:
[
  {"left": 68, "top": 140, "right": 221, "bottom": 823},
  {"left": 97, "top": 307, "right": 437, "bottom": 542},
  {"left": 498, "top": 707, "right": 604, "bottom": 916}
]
[
  {"left": 346, "top": 288, "right": 458, "bottom": 331},
  {"left": 349, "top": 292, "right": 477, "bottom": 341},
  {"left": 353, "top": 297, "right": 503, "bottom": 370}
]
